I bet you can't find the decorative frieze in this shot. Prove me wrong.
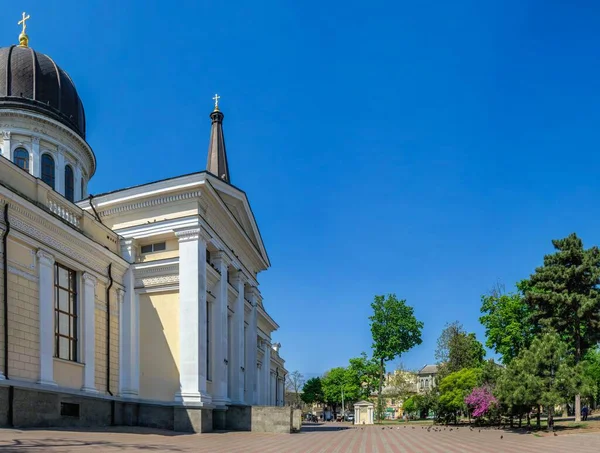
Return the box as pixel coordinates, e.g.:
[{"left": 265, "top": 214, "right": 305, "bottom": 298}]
[{"left": 99, "top": 190, "right": 203, "bottom": 218}]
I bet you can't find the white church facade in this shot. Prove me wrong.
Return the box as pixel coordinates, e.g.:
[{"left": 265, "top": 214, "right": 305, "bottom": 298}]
[{"left": 0, "top": 16, "right": 286, "bottom": 432}]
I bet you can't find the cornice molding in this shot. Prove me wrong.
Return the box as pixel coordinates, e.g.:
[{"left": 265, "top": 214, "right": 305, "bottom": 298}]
[{"left": 98, "top": 190, "right": 202, "bottom": 218}]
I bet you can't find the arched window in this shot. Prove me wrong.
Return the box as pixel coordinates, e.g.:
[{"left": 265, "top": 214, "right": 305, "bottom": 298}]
[
  {"left": 65, "top": 165, "right": 74, "bottom": 202},
  {"left": 13, "top": 148, "right": 29, "bottom": 171},
  {"left": 41, "top": 154, "right": 55, "bottom": 189}
]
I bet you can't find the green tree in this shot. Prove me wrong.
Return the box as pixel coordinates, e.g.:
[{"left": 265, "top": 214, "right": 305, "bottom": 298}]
[
  {"left": 438, "top": 368, "right": 482, "bottom": 423},
  {"left": 583, "top": 347, "right": 600, "bottom": 406},
  {"left": 301, "top": 377, "right": 324, "bottom": 406},
  {"left": 479, "top": 282, "right": 536, "bottom": 365},
  {"left": 402, "top": 396, "right": 417, "bottom": 415},
  {"left": 370, "top": 294, "right": 424, "bottom": 421},
  {"left": 321, "top": 367, "right": 348, "bottom": 416},
  {"left": 496, "top": 332, "right": 584, "bottom": 429},
  {"left": 523, "top": 233, "right": 600, "bottom": 421},
  {"left": 346, "top": 353, "right": 380, "bottom": 402},
  {"left": 435, "top": 322, "right": 485, "bottom": 378}
]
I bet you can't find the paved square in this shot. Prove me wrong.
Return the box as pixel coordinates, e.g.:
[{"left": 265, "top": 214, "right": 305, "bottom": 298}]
[{"left": 1, "top": 423, "right": 600, "bottom": 452}]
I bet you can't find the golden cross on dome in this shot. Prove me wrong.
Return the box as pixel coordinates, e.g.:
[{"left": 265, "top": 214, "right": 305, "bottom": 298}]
[
  {"left": 18, "top": 11, "right": 31, "bottom": 47},
  {"left": 213, "top": 93, "right": 221, "bottom": 110},
  {"left": 18, "top": 12, "right": 30, "bottom": 34}
]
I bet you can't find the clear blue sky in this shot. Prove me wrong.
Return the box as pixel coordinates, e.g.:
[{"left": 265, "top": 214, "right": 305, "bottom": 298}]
[{"left": 4, "top": 1, "right": 600, "bottom": 377}]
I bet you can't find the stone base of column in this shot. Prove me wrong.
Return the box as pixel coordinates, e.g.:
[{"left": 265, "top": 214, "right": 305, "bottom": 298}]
[
  {"left": 37, "top": 379, "right": 57, "bottom": 387},
  {"left": 119, "top": 389, "right": 139, "bottom": 399},
  {"left": 174, "top": 391, "right": 213, "bottom": 406},
  {"left": 174, "top": 407, "right": 213, "bottom": 433},
  {"left": 81, "top": 386, "right": 98, "bottom": 394}
]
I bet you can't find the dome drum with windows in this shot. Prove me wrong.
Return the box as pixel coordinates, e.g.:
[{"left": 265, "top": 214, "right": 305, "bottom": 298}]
[{"left": 0, "top": 12, "right": 92, "bottom": 203}]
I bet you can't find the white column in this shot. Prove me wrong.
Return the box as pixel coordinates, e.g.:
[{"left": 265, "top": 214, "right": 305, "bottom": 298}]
[
  {"left": 256, "top": 361, "right": 262, "bottom": 404},
  {"left": 37, "top": 249, "right": 57, "bottom": 386},
  {"left": 263, "top": 340, "right": 271, "bottom": 405},
  {"left": 117, "top": 288, "right": 125, "bottom": 395},
  {"left": 230, "top": 271, "right": 246, "bottom": 405},
  {"left": 81, "top": 272, "right": 97, "bottom": 393},
  {"left": 120, "top": 239, "right": 139, "bottom": 397},
  {"left": 56, "top": 148, "right": 65, "bottom": 195},
  {"left": 2, "top": 131, "right": 11, "bottom": 161},
  {"left": 245, "top": 287, "right": 258, "bottom": 405},
  {"left": 174, "top": 227, "right": 211, "bottom": 405},
  {"left": 31, "top": 136, "right": 40, "bottom": 177},
  {"left": 211, "top": 251, "right": 230, "bottom": 407},
  {"left": 74, "top": 164, "right": 82, "bottom": 201}
]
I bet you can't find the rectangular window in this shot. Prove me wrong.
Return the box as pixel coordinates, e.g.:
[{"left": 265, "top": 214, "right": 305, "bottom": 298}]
[
  {"left": 140, "top": 242, "right": 166, "bottom": 254},
  {"left": 54, "top": 263, "right": 78, "bottom": 362},
  {"left": 206, "top": 302, "right": 211, "bottom": 381}
]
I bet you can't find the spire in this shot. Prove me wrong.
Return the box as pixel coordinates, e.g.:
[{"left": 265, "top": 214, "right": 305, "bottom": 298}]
[{"left": 206, "top": 94, "right": 230, "bottom": 182}]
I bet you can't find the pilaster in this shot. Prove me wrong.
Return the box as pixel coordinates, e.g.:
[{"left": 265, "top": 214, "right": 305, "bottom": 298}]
[
  {"left": 74, "top": 163, "right": 83, "bottom": 201},
  {"left": 81, "top": 272, "right": 97, "bottom": 393},
  {"left": 2, "top": 131, "right": 11, "bottom": 161},
  {"left": 31, "top": 136, "right": 40, "bottom": 177},
  {"left": 56, "top": 148, "right": 65, "bottom": 196},
  {"left": 263, "top": 340, "right": 271, "bottom": 405},
  {"left": 245, "top": 286, "right": 259, "bottom": 405},
  {"left": 36, "top": 249, "right": 57, "bottom": 386},
  {"left": 229, "top": 271, "right": 246, "bottom": 404},
  {"left": 120, "top": 239, "right": 139, "bottom": 397},
  {"left": 174, "top": 227, "right": 212, "bottom": 405},
  {"left": 211, "top": 251, "right": 230, "bottom": 407}
]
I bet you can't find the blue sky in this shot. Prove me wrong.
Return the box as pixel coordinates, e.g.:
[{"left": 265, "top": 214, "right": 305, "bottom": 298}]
[{"left": 5, "top": 1, "right": 600, "bottom": 377}]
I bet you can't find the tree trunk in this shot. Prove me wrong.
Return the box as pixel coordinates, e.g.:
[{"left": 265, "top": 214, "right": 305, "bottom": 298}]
[
  {"left": 518, "top": 414, "right": 522, "bottom": 428},
  {"left": 536, "top": 405, "right": 541, "bottom": 428},
  {"left": 526, "top": 411, "right": 531, "bottom": 428},
  {"left": 575, "top": 323, "right": 582, "bottom": 422},
  {"left": 547, "top": 406, "right": 554, "bottom": 431}
]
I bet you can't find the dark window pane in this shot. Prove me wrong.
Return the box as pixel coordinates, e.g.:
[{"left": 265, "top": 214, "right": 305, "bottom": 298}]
[
  {"left": 13, "top": 148, "right": 29, "bottom": 171},
  {"left": 54, "top": 263, "right": 78, "bottom": 362},
  {"left": 65, "top": 165, "right": 74, "bottom": 202},
  {"left": 153, "top": 242, "right": 166, "bottom": 252},
  {"left": 41, "top": 154, "right": 55, "bottom": 189},
  {"left": 141, "top": 244, "right": 152, "bottom": 254}
]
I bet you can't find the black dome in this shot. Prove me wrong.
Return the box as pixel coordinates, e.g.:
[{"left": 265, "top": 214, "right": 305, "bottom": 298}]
[{"left": 0, "top": 45, "right": 86, "bottom": 139}]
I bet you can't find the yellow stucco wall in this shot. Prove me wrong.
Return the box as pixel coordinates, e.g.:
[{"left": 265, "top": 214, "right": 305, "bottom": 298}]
[
  {"left": 139, "top": 291, "right": 180, "bottom": 402},
  {"left": 138, "top": 239, "right": 179, "bottom": 263},
  {"left": 2, "top": 238, "right": 40, "bottom": 381},
  {"left": 94, "top": 285, "right": 120, "bottom": 395},
  {"left": 54, "top": 358, "right": 83, "bottom": 389}
]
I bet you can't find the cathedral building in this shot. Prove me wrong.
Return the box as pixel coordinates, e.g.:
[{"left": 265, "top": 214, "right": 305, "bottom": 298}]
[{"left": 0, "top": 14, "right": 286, "bottom": 432}]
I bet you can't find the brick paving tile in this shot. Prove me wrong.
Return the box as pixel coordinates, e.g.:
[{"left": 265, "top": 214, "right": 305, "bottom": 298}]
[{"left": 0, "top": 423, "right": 600, "bottom": 452}]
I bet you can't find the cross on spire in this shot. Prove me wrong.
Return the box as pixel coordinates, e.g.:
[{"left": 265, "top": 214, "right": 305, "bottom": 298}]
[{"left": 213, "top": 93, "right": 221, "bottom": 111}]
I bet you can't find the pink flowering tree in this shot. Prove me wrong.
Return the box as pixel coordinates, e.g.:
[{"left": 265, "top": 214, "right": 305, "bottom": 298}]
[{"left": 465, "top": 386, "right": 497, "bottom": 419}]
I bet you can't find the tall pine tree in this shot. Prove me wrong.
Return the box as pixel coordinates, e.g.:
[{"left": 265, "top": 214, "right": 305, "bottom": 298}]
[{"left": 523, "top": 233, "right": 600, "bottom": 421}]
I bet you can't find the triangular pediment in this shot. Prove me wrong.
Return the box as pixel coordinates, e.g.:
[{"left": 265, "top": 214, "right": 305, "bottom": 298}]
[{"left": 207, "top": 176, "right": 270, "bottom": 268}]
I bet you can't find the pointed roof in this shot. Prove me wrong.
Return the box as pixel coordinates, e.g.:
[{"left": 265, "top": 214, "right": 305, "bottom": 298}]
[{"left": 206, "top": 105, "right": 230, "bottom": 182}]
